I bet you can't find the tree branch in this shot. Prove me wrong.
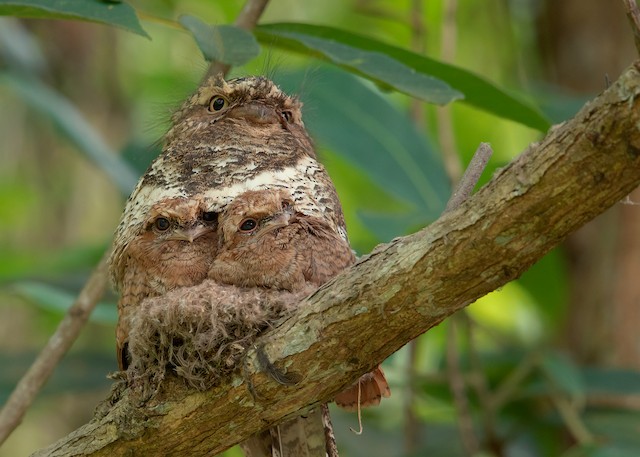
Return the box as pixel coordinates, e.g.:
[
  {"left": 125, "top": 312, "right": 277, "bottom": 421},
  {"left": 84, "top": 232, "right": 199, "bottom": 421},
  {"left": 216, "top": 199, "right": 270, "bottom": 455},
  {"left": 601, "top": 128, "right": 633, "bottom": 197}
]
[
  {"left": 33, "top": 61, "right": 640, "bottom": 457},
  {"left": 203, "top": 0, "right": 271, "bottom": 80},
  {"left": 623, "top": 0, "right": 640, "bottom": 57}
]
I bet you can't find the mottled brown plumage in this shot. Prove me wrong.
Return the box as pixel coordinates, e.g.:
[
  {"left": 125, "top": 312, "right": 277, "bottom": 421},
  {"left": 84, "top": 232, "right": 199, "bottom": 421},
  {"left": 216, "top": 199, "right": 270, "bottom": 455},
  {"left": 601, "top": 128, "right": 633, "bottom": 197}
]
[
  {"left": 108, "top": 76, "right": 374, "bottom": 457},
  {"left": 111, "top": 196, "right": 218, "bottom": 370},
  {"left": 111, "top": 76, "right": 346, "bottom": 270},
  {"left": 110, "top": 76, "right": 347, "bottom": 372},
  {"left": 209, "top": 189, "right": 354, "bottom": 291},
  {"left": 126, "top": 279, "right": 315, "bottom": 391},
  {"left": 207, "top": 188, "right": 354, "bottom": 457},
  {"left": 209, "top": 189, "right": 390, "bottom": 414}
]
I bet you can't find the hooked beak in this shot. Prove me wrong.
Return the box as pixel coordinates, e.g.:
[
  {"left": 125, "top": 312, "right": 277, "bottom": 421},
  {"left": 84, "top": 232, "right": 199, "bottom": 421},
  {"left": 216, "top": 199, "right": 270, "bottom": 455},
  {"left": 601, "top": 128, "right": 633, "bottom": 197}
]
[
  {"left": 168, "top": 226, "right": 213, "bottom": 243},
  {"left": 255, "top": 210, "right": 295, "bottom": 239}
]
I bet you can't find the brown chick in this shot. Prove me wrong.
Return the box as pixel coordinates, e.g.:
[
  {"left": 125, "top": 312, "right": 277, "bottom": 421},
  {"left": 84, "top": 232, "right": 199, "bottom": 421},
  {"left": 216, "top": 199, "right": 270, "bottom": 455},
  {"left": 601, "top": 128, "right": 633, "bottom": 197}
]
[
  {"left": 110, "top": 196, "right": 218, "bottom": 370},
  {"left": 209, "top": 189, "right": 390, "bottom": 412},
  {"left": 209, "top": 189, "right": 353, "bottom": 291}
]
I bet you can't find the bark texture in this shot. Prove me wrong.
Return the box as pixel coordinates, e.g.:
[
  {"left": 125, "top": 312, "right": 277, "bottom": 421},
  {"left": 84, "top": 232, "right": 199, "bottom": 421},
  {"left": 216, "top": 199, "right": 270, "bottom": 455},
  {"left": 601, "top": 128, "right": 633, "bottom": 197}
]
[{"left": 34, "top": 62, "right": 640, "bottom": 457}]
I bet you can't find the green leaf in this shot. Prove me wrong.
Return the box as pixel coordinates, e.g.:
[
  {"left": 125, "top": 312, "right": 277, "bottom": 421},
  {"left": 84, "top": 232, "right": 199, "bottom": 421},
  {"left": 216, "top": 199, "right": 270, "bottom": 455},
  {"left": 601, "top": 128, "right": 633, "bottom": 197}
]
[
  {"left": 0, "top": 0, "right": 149, "bottom": 38},
  {"left": 583, "top": 410, "right": 640, "bottom": 456},
  {"left": 275, "top": 67, "right": 451, "bottom": 236},
  {"left": 0, "top": 352, "right": 114, "bottom": 401},
  {"left": 517, "top": 248, "right": 569, "bottom": 332},
  {"left": 257, "top": 24, "right": 460, "bottom": 106},
  {"left": 319, "top": 149, "right": 409, "bottom": 252},
  {"left": 1, "top": 73, "right": 139, "bottom": 196},
  {"left": 256, "top": 23, "right": 550, "bottom": 131},
  {"left": 180, "top": 15, "right": 260, "bottom": 66},
  {"left": 582, "top": 367, "right": 640, "bottom": 396},
  {"left": 12, "top": 281, "right": 117, "bottom": 324},
  {"left": 540, "top": 352, "right": 585, "bottom": 400}
]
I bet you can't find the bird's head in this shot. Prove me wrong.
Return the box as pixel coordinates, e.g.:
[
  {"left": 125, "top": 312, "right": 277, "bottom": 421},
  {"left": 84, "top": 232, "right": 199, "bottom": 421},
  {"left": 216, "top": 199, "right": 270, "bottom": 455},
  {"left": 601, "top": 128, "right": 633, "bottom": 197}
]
[
  {"left": 110, "top": 196, "right": 219, "bottom": 291},
  {"left": 167, "top": 75, "right": 314, "bottom": 157},
  {"left": 219, "top": 189, "right": 296, "bottom": 249}
]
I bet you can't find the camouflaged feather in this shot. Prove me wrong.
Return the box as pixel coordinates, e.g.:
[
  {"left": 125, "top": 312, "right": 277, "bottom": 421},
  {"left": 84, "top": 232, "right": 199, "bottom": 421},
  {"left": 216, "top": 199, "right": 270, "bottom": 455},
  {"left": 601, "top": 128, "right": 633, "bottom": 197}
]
[{"left": 126, "top": 279, "right": 315, "bottom": 391}]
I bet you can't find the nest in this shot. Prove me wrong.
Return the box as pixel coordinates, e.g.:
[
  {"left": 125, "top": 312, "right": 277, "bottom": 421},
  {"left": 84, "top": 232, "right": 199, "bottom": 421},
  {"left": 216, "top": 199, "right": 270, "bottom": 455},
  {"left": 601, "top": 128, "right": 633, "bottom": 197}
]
[{"left": 126, "top": 279, "right": 314, "bottom": 393}]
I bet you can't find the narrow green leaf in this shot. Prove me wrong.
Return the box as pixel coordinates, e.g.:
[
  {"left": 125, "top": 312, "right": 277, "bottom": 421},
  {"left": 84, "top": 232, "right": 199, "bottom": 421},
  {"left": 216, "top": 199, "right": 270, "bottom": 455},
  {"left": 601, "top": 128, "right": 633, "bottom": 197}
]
[
  {"left": 582, "top": 367, "right": 640, "bottom": 396},
  {"left": 12, "top": 281, "right": 117, "bottom": 324},
  {"left": 258, "top": 25, "right": 460, "bottom": 106},
  {"left": 180, "top": 15, "right": 260, "bottom": 66},
  {"left": 0, "top": 0, "right": 149, "bottom": 38},
  {"left": 0, "top": 352, "right": 114, "bottom": 400},
  {"left": 1, "top": 73, "right": 139, "bottom": 195},
  {"left": 540, "top": 352, "right": 585, "bottom": 400},
  {"left": 256, "top": 23, "right": 550, "bottom": 131},
  {"left": 583, "top": 410, "right": 640, "bottom": 456},
  {"left": 275, "top": 67, "right": 451, "bottom": 235}
]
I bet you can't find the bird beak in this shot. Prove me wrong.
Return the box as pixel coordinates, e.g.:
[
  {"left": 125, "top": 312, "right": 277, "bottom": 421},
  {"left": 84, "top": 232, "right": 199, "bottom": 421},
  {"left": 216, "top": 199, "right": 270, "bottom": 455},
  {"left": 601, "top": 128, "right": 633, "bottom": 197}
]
[
  {"left": 168, "top": 226, "right": 213, "bottom": 243},
  {"left": 227, "top": 102, "right": 279, "bottom": 124},
  {"left": 273, "top": 210, "right": 293, "bottom": 227},
  {"left": 255, "top": 211, "right": 293, "bottom": 240}
]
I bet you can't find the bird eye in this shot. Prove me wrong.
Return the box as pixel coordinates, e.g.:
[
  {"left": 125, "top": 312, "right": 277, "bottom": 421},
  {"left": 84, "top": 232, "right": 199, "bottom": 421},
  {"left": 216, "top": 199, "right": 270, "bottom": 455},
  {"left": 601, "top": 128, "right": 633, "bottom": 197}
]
[
  {"left": 281, "top": 110, "right": 293, "bottom": 122},
  {"left": 208, "top": 96, "right": 228, "bottom": 112},
  {"left": 239, "top": 218, "right": 257, "bottom": 232},
  {"left": 202, "top": 211, "right": 217, "bottom": 223},
  {"left": 154, "top": 217, "right": 170, "bottom": 232}
]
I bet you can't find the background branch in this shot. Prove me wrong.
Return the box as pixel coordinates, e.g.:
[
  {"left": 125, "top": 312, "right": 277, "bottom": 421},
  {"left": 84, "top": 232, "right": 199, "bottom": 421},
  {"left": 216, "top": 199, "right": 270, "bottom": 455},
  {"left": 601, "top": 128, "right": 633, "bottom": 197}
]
[
  {"left": 0, "top": 251, "right": 110, "bottom": 445},
  {"left": 203, "top": 0, "right": 271, "bottom": 79},
  {"left": 33, "top": 61, "right": 640, "bottom": 457},
  {"left": 623, "top": 0, "right": 640, "bottom": 56}
]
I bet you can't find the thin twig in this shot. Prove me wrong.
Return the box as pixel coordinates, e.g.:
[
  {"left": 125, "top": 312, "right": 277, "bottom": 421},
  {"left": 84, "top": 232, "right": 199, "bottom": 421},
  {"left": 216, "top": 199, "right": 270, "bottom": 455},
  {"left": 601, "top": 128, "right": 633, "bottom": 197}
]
[
  {"left": 548, "top": 393, "right": 595, "bottom": 445},
  {"left": 444, "top": 142, "right": 493, "bottom": 213},
  {"left": 404, "top": 1, "right": 425, "bottom": 452},
  {"left": 623, "top": 0, "right": 640, "bottom": 57},
  {"left": 445, "top": 318, "right": 480, "bottom": 455},
  {"left": 0, "top": 251, "right": 110, "bottom": 445},
  {"left": 437, "top": 0, "right": 462, "bottom": 182},
  {"left": 408, "top": 0, "right": 426, "bottom": 127},
  {"left": 203, "top": 0, "right": 271, "bottom": 80},
  {"left": 489, "top": 350, "right": 539, "bottom": 412},
  {"left": 464, "top": 314, "right": 502, "bottom": 454},
  {"left": 322, "top": 404, "right": 340, "bottom": 457},
  {"left": 539, "top": 362, "right": 595, "bottom": 446},
  {"left": 403, "top": 338, "right": 420, "bottom": 451}
]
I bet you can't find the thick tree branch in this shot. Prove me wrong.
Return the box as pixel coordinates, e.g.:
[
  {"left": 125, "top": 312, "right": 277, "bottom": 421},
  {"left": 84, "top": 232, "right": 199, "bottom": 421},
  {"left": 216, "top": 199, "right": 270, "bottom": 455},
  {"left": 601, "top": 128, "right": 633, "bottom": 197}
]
[{"left": 34, "top": 61, "right": 640, "bottom": 457}]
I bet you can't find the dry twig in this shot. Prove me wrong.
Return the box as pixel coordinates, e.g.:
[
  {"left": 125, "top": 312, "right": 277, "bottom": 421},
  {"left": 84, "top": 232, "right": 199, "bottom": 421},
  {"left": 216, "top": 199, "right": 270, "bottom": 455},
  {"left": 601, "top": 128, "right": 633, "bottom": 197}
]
[{"left": 444, "top": 142, "right": 493, "bottom": 213}]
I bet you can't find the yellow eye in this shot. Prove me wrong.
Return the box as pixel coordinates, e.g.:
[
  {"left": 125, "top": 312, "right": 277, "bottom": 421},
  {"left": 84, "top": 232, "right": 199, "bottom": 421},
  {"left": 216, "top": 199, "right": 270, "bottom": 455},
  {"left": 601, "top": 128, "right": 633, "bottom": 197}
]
[{"left": 208, "top": 96, "right": 228, "bottom": 112}]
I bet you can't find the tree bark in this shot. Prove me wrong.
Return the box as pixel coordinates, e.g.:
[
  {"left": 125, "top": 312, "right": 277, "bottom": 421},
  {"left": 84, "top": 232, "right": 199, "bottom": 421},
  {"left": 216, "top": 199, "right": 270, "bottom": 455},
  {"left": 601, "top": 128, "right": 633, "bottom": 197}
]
[{"left": 33, "top": 61, "right": 640, "bottom": 457}]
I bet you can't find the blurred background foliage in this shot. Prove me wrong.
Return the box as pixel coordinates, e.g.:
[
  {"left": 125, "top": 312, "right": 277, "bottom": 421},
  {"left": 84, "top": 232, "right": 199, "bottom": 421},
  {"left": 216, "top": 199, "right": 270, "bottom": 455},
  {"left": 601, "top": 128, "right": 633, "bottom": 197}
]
[{"left": 0, "top": 0, "right": 639, "bottom": 456}]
